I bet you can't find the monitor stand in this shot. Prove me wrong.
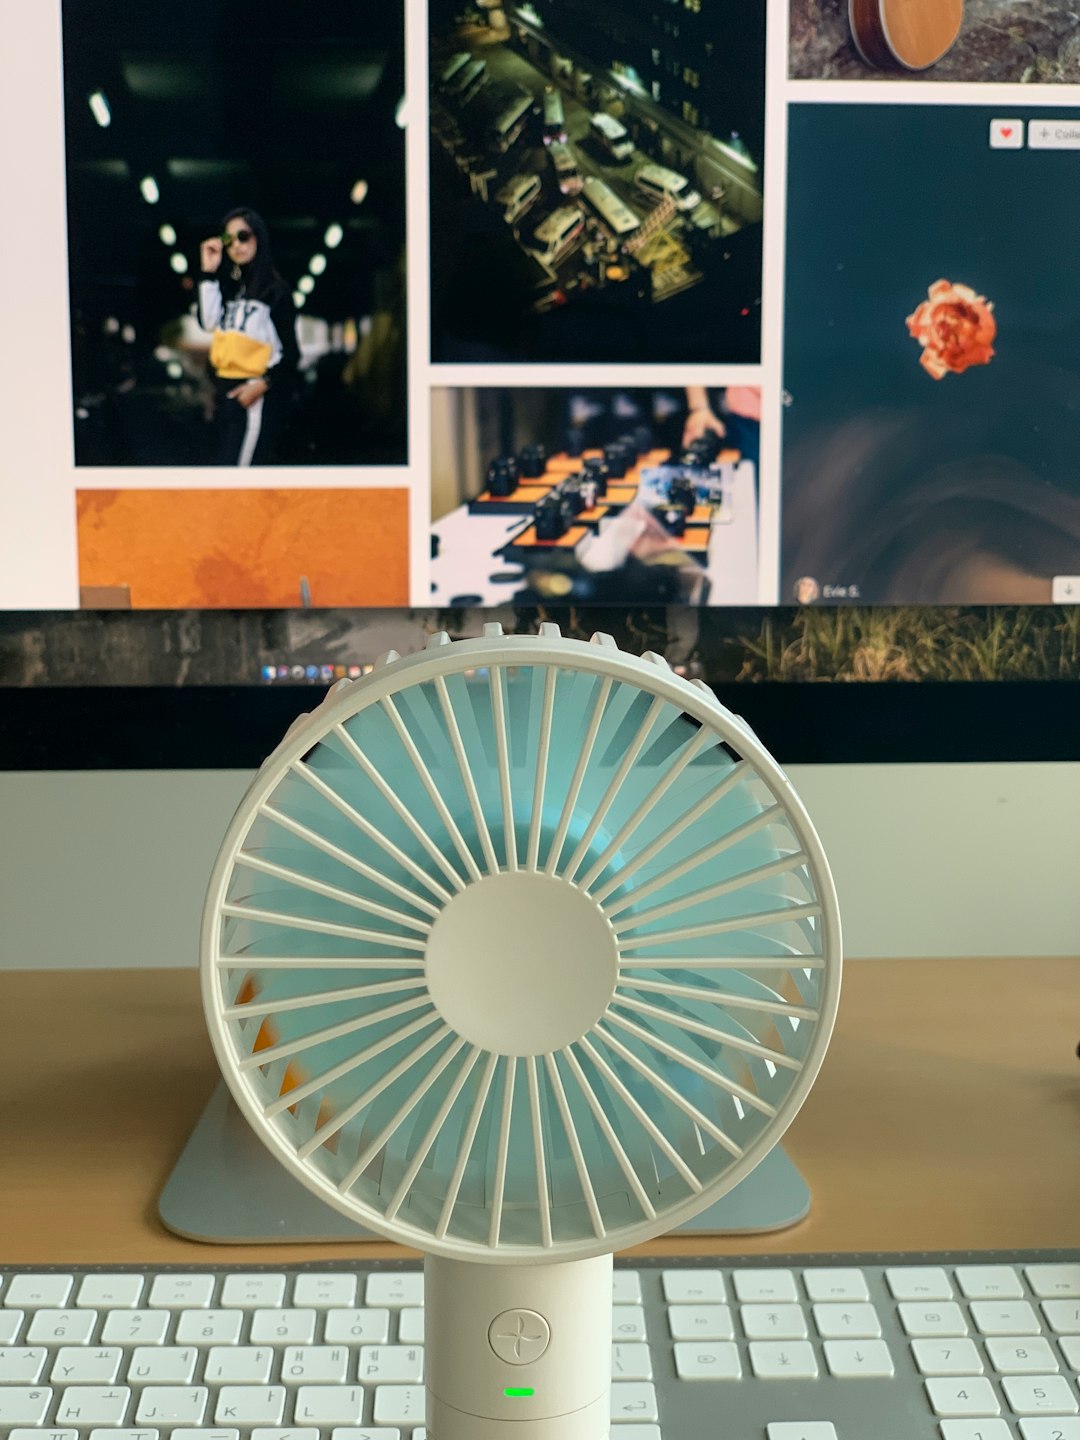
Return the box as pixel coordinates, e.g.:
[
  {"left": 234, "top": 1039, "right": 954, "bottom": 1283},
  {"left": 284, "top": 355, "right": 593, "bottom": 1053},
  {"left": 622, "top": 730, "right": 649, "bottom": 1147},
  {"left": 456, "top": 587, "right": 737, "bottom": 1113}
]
[{"left": 159, "top": 1082, "right": 811, "bottom": 1244}]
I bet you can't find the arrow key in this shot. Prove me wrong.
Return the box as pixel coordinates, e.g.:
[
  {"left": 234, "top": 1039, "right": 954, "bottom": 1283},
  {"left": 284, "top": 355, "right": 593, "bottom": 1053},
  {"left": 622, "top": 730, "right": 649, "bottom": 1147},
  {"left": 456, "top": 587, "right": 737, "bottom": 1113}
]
[
  {"left": 749, "top": 1343, "right": 818, "bottom": 1379},
  {"left": 824, "top": 1340, "right": 894, "bottom": 1377},
  {"left": 610, "top": 1382, "right": 657, "bottom": 1422}
]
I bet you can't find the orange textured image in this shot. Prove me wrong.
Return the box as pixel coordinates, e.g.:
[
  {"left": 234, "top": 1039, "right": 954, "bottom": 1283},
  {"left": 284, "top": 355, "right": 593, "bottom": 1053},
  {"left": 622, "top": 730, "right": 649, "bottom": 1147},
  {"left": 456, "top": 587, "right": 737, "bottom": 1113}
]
[
  {"left": 906, "top": 280, "right": 996, "bottom": 380},
  {"left": 77, "top": 488, "right": 409, "bottom": 608}
]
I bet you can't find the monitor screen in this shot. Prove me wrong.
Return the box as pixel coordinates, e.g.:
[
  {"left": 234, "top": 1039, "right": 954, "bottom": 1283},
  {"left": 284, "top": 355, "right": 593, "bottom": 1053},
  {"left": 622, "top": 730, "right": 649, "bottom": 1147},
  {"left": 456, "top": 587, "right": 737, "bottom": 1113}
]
[{"left": 1, "top": 0, "right": 1077, "bottom": 767}]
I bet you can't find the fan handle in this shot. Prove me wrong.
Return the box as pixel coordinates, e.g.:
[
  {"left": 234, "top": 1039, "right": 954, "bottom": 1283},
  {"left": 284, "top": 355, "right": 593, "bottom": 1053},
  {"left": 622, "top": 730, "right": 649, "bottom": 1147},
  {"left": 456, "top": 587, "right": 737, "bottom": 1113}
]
[{"left": 425, "top": 1253, "right": 613, "bottom": 1438}]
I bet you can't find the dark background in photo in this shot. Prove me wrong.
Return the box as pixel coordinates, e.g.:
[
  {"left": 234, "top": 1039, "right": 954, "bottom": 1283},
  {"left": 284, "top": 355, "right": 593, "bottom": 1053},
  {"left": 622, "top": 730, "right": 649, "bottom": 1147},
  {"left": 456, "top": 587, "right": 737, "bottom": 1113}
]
[
  {"left": 428, "top": 0, "right": 765, "bottom": 364},
  {"left": 781, "top": 104, "right": 1080, "bottom": 606},
  {"left": 63, "top": 0, "right": 407, "bottom": 466}
]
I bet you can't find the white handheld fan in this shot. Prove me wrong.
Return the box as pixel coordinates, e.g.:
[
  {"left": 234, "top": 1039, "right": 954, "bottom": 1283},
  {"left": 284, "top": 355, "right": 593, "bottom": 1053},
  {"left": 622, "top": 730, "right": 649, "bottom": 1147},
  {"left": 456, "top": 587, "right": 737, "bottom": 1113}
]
[{"left": 201, "top": 624, "right": 841, "bottom": 1440}]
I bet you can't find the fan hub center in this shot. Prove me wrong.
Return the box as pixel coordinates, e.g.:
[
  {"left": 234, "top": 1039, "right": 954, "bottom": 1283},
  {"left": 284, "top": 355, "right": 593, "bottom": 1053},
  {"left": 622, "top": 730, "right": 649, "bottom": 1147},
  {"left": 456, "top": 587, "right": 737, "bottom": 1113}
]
[{"left": 425, "top": 873, "right": 619, "bottom": 1056}]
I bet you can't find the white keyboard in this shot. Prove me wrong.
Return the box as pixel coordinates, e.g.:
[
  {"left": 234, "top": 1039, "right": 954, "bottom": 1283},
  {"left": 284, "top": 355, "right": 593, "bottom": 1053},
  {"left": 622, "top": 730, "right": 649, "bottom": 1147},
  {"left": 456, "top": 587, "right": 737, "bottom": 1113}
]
[{"left": 1, "top": 1252, "right": 1079, "bottom": 1439}]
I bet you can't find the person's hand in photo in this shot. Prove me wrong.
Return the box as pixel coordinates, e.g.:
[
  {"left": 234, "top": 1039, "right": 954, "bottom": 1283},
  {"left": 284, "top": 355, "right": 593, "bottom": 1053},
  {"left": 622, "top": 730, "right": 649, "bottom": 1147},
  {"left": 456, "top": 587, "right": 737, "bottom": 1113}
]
[
  {"left": 682, "top": 384, "right": 726, "bottom": 447},
  {"left": 227, "top": 378, "right": 269, "bottom": 409},
  {"left": 200, "top": 235, "right": 224, "bottom": 273}
]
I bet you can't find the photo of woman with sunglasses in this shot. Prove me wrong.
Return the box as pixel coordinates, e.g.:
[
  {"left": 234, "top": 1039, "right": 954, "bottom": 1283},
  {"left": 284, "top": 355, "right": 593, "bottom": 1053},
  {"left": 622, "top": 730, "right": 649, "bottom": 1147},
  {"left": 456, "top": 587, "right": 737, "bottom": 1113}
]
[{"left": 198, "top": 208, "right": 300, "bottom": 466}]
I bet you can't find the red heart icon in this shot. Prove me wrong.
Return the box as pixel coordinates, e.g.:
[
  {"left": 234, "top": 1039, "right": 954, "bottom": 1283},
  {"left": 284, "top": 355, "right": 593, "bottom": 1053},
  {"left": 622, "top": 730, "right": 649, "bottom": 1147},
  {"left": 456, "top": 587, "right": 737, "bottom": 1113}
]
[{"left": 1001, "top": 127, "right": 1013, "bottom": 137}]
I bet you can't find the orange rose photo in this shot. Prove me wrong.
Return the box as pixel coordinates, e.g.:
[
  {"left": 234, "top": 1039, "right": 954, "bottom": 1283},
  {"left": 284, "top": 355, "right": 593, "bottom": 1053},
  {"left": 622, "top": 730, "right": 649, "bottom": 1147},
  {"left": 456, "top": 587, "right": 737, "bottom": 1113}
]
[{"left": 906, "top": 281, "right": 997, "bottom": 380}]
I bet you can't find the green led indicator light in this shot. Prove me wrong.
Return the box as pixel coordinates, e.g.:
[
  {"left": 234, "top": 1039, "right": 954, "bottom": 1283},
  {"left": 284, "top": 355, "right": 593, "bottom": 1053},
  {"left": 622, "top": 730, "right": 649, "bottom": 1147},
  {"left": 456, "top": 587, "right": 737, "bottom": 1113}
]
[{"left": 504, "top": 1387, "right": 535, "bottom": 1398}]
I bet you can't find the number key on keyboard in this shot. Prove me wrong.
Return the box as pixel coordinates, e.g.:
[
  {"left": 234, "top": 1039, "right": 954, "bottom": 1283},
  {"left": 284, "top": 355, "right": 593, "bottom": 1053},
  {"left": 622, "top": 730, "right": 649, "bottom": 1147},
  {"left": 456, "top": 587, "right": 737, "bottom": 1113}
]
[
  {"left": 911, "top": 1339, "right": 984, "bottom": 1375},
  {"left": 1001, "top": 1375, "right": 1079, "bottom": 1415},
  {"left": 925, "top": 1378, "right": 1000, "bottom": 1417}
]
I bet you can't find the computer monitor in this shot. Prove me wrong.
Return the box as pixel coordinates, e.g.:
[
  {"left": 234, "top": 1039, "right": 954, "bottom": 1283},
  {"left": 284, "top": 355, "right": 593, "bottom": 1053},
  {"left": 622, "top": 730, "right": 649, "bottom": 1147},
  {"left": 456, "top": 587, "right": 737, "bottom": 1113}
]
[{"left": 1, "top": 0, "right": 1078, "bottom": 774}]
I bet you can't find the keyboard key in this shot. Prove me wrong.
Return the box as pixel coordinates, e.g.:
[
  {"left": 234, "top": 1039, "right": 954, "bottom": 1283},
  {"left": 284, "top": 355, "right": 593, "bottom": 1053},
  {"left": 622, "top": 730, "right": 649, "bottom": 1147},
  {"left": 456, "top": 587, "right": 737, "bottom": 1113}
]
[
  {"left": 0, "top": 1389, "right": 54, "bottom": 1425},
  {"left": 741, "top": 1305, "right": 808, "bottom": 1341},
  {"left": 5, "top": 1278, "right": 74, "bottom": 1310},
  {"left": 899, "top": 1302, "right": 968, "bottom": 1337},
  {"left": 985, "top": 1338, "right": 1058, "bottom": 1373},
  {"left": 169, "top": 1429, "right": 238, "bottom": 1440},
  {"left": 1060, "top": 1337, "right": 1080, "bottom": 1367},
  {"left": 250, "top": 1310, "right": 315, "bottom": 1346},
  {"left": 766, "top": 1427, "right": 838, "bottom": 1440},
  {"left": 673, "top": 1342, "right": 741, "bottom": 1380},
  {"left": 147, "top": 1279, "right": 216, "bottom": 1311},
  {"left": 203, "top": 1349, "right": 274, "bottom": 1385},
  {"left": 250, "top": 1431, "right": 319, "bottom": 1440},
  {"left": 28, "top": 1310, "right": 98, "bottom": 1345},
  {"left": 1001, "top": 1376, "right": 1079, "bottom": 1415},
  {"left": 612, "top": 1344, "right": 652, "bottom": 1380},
  {"left": 175, "top": 1312, "right": 245, "bottom": 1346},
  {"left": 611, "top": 1306, "right": 647, "bottom": 1342},
  {"left": 668, "top": 1304, "right": 734, "bottom": 1340},
  {"left": 55, "top": 1386, "right": 132, "bottom": 1425},
  {"left": 75, "top": 1277, "right": 144, "bottom": 1310},
  {"left": 733, "top": 1271, "right": 798, "bottom": 1303},
  {"left": 802, "top": 1269, "right": 869, "bottom": 1303},
  {"left": 356, "top": 1348, "right": 423, "bottom": 1384},
  {"left": 0, "top": 1348, "right": 48, "bottom": 1383},
  {"left": 955, "top": 1266, "right": 1023, "bottom": 1300},
  {"left": 329, "top": 1431, "right": 402, "bottom": 1440},
  {"left": 292, "top": 1276, "right": 357, "bottom": 1310},
  {"left": 127, "top": 1349, "right": 198, "bottom": 1384},
  {"left": 281, "top": 1348, "right": 350, "bottom": 1385},
  {"left": 823, "top": 1340, "right": 894, "bottom": 1378},
  {"left": 662, "top": 1270, "right": 726, "bottom": 1303},
  {"left": 749, "top": 1342, "right": 818, "bottom": 1379},
  {"left": 887, "top": 1268, "right": 953, "bottom": 1302},
  {"left": 1026, "top": 1267, "right": 1080, "bottom": 1299},
  {"left": 101, "top": 1312, "right": 171, "bottom": 1346},
  {"left": 940, "top": 1424, "right": 1012, "bottom": 1440},
  {"left": 911, "top": 1339, "right": 984, "bottom": 1376},
  {"left": 220, "top": 1277, "right": 287, "bottom": 1311},
  {"left": 293, "top": 1387, "right": 365, "bottom": 1424},
  {"left": 52, "top": 1347, "right": 123, "bottom": 1384},
  {"left": 610, "top": 1382, "right": 658, "bottom": 1422},
  {"left": 364, "top": 1276, "right": 423, "bottom": 1309},
  {"left": 371, "top": 1387, "right": 424, "bottom": 1424},
  {"left": 612, "top": 1272, "right": 642, "bottom": 1305},
  {"left": 812, "top": 1303, "right": 881, "bottom": 1339},
  {"left": 971, "top": 1301, "right": 1040, "bottom": 1336},
  {"left": 214, "top": 1388, "right": 286, "bottom": 1425},
  {"left": 8, "top": 1430, "right": 78, "bottom": 1440},
  {"left": 925, "top": 1378, "right": 1000, "bottom": 1417},
  {"left": 0, "top": 1312, "right": 24, "bottom": 1344},
  {"left": 1042, "top": 1301, "right": 1080, "bottom": 1334},
  {"left": 1019, "top": 1422, "right": 1080, "bottom": 1440},
  {"left": 134, "top": 1388, "right": 208, "bottom": 1424},
  {"left": 169, "top": 1430, "right": 239, "bottom": 1440},
  {"left": 396, "top": 1310, "right": 423, "bottom": 1345},
  {"left": 324, "top": 1311, "right": 390, "bottom": 1345},
  {"left": 88, "top": 1430, "right": 161, "bottom": 1440}
]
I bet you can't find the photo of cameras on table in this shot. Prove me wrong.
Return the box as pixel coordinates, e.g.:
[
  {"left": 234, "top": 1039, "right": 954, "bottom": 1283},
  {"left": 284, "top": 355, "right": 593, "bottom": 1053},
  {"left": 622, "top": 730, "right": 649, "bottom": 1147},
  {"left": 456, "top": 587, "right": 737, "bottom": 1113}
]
[{"left": 430, "top": 386, "right": 760, "bottom": 607}]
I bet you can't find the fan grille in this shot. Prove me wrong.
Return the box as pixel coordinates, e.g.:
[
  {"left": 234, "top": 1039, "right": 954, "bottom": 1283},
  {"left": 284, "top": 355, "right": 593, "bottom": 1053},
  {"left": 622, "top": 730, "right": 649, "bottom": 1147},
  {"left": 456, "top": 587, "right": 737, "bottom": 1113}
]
[{"left": 202, "top": 634, "right": 841, "bottom": 1261}]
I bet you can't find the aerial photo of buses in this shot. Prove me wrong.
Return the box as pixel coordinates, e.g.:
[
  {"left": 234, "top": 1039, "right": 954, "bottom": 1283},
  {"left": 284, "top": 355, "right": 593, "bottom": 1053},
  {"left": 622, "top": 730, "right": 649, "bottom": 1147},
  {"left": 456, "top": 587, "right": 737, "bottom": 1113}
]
[{"left": 428, "top": 0, "right": 765, "bottom": 364}]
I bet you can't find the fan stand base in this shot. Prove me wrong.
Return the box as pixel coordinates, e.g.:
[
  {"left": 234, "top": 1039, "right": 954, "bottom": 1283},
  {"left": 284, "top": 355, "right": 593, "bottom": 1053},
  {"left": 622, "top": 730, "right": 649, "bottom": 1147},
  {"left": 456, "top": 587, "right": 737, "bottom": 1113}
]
[{"left": 159, "top": 1082, "right": 811, "bottom": 1244}]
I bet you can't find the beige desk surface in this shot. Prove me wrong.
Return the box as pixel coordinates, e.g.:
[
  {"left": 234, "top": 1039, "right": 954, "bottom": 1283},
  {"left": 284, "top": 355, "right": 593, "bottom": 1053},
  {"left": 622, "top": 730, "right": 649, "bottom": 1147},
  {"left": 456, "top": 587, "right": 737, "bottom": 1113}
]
[{"left": 1, "top": 959, "right": 1077, "bottom": 1266}]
